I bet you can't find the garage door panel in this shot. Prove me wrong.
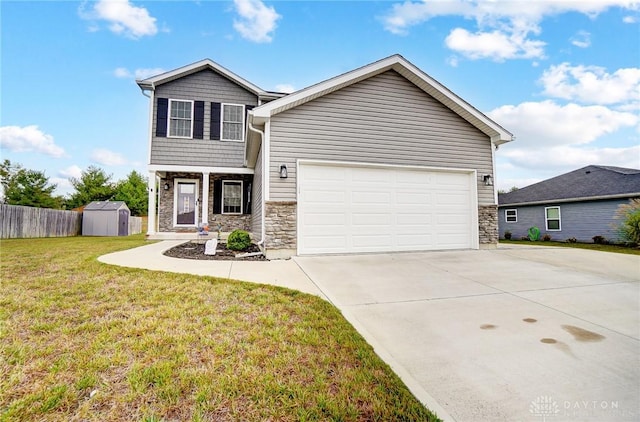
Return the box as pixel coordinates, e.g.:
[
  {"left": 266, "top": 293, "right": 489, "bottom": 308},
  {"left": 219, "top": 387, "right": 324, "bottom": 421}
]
[
  {"left": 352, "top": 235, "right": 394, "bottom": 248},
  {"left": 352, "top": 213, "right": 392, "bottom": 226},
  {"left": 351, "top": 191, "right": 391, "bottom": 205},
  {"left": 299, "top": 163, "right": 476, "bottom": 255},
  {"left": 396, "top": 192, "right": 432, "bottom": 205},
  {"left": 303, "top": 190, "right": 346, "bottom": 204},
  {"left": 304, "top": 213, "right": 346, "bottom": 226}
]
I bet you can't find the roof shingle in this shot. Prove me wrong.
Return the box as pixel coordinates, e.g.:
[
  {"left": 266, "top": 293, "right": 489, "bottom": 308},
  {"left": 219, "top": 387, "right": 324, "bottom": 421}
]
[{"left": 498, "top": 165, "right": 640, "bottom": 206}]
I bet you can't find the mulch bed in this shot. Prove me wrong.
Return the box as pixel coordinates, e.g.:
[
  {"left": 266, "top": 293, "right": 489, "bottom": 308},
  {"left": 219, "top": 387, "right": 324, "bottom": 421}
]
[{"left": 163, "top": 241, "right": 266, "bottom": 261}]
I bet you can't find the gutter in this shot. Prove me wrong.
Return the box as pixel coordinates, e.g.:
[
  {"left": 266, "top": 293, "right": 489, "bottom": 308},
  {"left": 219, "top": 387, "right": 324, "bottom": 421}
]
[{"left": 246, "top": 115, "right": 266, "bottom": 249}]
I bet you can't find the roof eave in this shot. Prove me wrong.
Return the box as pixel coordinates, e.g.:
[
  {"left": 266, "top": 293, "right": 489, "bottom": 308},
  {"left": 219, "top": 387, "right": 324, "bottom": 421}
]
[
  {"left": 251, "top": 54, "right": 514, "bottom": 142},
  {"left": 137, "top": 58, "right": 267, "bottom": 96},
  {"left": 499, "top": 192, "right": 640, "bottom": 207}
]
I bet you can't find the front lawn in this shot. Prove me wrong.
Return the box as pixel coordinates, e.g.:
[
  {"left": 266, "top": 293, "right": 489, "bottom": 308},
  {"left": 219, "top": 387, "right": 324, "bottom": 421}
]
[
  {"left": 499, "top": 239, "right": 640, "bottom": 255},
  {"left": 0, "top": 236, "right": 439, "bottom": 421}
]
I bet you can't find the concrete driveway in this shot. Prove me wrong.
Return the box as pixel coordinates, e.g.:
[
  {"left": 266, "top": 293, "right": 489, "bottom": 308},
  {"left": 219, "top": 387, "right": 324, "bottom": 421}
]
[{"left": 294, "top": 245, "right": 640, "bottom": 422}]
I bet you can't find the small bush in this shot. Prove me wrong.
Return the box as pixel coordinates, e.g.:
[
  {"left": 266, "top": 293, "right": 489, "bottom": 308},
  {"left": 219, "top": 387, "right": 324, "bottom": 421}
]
[
  {"left": 566, "top": 237, "right": 577, "bottom": 243},
  {"left": 592, "top": 235, "right": 608, "bottom": 245},
  {"left": 520, "top": 236, "right": 529, "bottom": 241},
  {"left": 227, "top": 229, "right": 252, "bottom": 251},
  {"left": 528, "top": 226, "right": 541, "bottom": 241},
  {"left": 504, "top": 231, "right": 512, "bottom": 240},
  {"left": 613, "top": 199, "right": 640, "bottom": 245},
  {"left": 542, "top": 234, "right": 551, "bottom": 241}
]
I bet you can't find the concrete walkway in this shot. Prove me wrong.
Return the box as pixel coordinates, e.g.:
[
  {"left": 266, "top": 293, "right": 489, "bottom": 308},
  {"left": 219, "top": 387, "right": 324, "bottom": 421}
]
[
  {"left": 99, "top": 242, "right": 640, "bottom": 421},
  {"left": 98, "top": 241, "right": 325, "bottom": 298}
]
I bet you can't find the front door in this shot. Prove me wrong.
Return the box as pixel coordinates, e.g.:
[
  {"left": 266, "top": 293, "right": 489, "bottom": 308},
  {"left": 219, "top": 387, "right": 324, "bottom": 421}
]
[{"left": 175, "top": 179, "right": 198, "bottom": 226}]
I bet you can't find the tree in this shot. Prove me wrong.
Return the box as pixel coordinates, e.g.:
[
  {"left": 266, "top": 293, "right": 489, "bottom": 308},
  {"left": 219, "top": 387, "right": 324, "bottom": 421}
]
[
  {"left": 613, "top": 198, "right": 640, "bottom": 245},
  {"left": 66, "top": 165, "right": 116, "bottom": 209},
  {"left": 1, "top": 160, "right": 63, "bottom": 208},
  {"left": 113, "top": 170, "right": 148, "bottom": 216}
]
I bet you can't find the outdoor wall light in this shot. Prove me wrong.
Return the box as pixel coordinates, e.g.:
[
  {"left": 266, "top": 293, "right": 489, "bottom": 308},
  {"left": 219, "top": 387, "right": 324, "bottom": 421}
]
[
  {"left": 164, "top": 182, "right": 170, "bottom": 190},
  {"left": 483, "top": 174, "right": 493, "bottom": 186},
  {"left": 279, "top": 164, "right": 288, "bottom": 179}
]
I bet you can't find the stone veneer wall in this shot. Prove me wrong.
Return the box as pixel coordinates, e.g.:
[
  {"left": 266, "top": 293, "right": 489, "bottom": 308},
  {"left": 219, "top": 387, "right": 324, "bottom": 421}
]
[
  {"left": 158, "top": 172, "right": 251, "bottom": 233},
  {"left": 264, "top": 201, "right": 297, "bottom": 249},
  {"left": 478, "top": 204, "right": 498, "bottom": 245}
]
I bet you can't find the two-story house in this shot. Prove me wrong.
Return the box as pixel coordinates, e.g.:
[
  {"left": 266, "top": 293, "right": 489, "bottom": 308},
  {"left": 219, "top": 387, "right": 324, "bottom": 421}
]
[{"left": 137, "top": 55, "right": 514, "bottom": 259}]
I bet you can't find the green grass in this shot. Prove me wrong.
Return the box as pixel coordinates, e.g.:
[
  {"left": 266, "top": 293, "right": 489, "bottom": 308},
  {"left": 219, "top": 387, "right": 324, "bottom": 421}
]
[
  {"left": 500, "top": 239, "right": 640, "bottom": 255},
  {"left": 0, "top": 235, "right": 439, "bottom": 421}
]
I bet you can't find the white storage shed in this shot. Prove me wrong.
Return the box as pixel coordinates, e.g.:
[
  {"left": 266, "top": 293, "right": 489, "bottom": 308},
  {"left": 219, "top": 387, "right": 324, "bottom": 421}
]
[{"left": 82, "top": 201, "right": 130, "bottom": 236}]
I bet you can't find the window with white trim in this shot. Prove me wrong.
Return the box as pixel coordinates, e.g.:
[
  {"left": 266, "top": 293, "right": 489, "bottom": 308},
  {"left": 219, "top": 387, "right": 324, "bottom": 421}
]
[
  {"left": 222, "top": 104, "right": 244, "bottom": 141},
  {"left": 222, "top": 180, "right": 242, "bottom": 214},
  {"left": 545, "top": 207, "right": 561, "bottom": 231},
  {"left": 169, "top": 99, "right": 193, "bottom": 138},
  {"left": 505, "top": 209, "right": 517, "bottom": 223}
]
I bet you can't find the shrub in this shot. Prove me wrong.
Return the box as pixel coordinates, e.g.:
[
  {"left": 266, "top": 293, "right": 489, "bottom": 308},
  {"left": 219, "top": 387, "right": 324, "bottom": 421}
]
[
  {"left": 542, "top": 234, "right": 551, "bottom": 241},
  {"left": 227, "top": 229, "right": 252, "bottom": 251},
  {"left": 504, "top": 231, "right": 512, "bottom": 240},
  {"left": 566, "top": 237, "right": 577, "bottom": 243},
  {"left": 613, "top": 199, "right": 640, "bottom": 245},
  {"left": 520, "top": 236, "right": 529, "bottom": 241},
  {"left": 592, "top": 235, "right": 608, "bottom": 245},
  {"left": 528, "top": 226, "right": 541, "bottom": 241}
]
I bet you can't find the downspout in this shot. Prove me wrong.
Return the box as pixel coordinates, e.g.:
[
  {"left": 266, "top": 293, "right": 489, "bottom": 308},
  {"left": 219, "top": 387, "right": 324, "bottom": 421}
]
[
  {"left": 247, "top": 116, "right": 266, "bottom": 248},
  {"left": 139, "top": 82, "right": 156, "bottom": 234}
]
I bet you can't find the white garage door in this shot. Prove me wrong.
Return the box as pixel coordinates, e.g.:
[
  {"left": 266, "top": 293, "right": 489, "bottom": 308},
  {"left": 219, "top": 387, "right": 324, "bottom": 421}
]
[{"left": 298, "top": 162, "right": 478, "bottom": 255}]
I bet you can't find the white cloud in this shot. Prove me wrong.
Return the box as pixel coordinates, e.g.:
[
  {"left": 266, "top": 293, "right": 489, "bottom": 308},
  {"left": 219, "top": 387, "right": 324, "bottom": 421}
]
[
  {"left": 623, "top": 15, "right": 638, "bottom": 23},
  {"left": 570, "top": 30, "right": 591, "bottom": 48},
  {"left": 488, "top": 100, "right": 637, "bottom": 148},
  {"left": 59, "top": 165, "right": 83, "bottom": 180},
  {"left": 381, "top": 0, "right": 639, "bottom": 61},
  {"left": 540, "top": 63, "right": 640, "bottom": 105},
  {"left": 233, "top": 0, "right": 280, "bottom": 43},
  {"left": 80, "top": 0, "right": 157, "bottom": 39},
  {"left": 499, "top": 144, "right": 640, "bottom": 172},
  {"left": 445, "top": 28, "right": 545, "bottom": 61},
  {"left": 275, "top": 83, "right": 295, "bottom": 93},
  {"left": 0, "top": 125, "right": 66, "bottom": 158},
  {"left": 90, "top": 148, "right": 128, "bottom": 166},
  {"left": 114, "top": 67, "right": 165, "bottom": 80}
]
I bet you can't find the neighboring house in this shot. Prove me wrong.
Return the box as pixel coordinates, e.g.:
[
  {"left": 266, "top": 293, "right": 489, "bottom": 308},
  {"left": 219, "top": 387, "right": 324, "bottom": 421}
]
[
  {"left": 498, "top": 165, "right": 640, "bottom": 243},
  {"left": 137, "top": 54, "right": 514, "bottom": 258}
]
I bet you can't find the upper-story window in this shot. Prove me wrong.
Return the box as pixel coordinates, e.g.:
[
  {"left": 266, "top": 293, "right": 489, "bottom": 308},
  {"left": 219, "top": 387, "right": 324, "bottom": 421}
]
[
  {"left": 169, "top": 99, "right": 193, "bottom": 138},
  {"left": 222, "top": 104, "right": 244, "bottom": 141}
]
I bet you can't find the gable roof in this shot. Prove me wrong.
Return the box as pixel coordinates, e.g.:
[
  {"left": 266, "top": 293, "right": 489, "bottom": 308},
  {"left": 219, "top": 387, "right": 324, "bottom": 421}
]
[
  {"left": 499, "top": 165, "right": 640, "bottom": 206},
  {"left": 136, "top": 59, "right": 285, "bottom": 101},
  {"left": 84, "top": 201, "right": 129, "bottom": 211},
  {"left": 250, "top": 54, "right": 514, "bottom": 145}
]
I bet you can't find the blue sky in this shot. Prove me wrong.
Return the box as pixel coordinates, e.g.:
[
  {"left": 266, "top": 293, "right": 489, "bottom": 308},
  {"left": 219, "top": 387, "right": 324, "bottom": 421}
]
[{"left": 2, "top": 0, "right": 639, "bottom": 196}]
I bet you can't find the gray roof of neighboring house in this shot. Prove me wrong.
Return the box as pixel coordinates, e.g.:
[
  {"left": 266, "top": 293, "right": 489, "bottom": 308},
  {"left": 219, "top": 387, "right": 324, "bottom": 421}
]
[
  {"left": 84, "top": 201, "right": 128, "bottom": 211},
  {"left": 498, "top": 165, "right": 640, "bottom": 206}
]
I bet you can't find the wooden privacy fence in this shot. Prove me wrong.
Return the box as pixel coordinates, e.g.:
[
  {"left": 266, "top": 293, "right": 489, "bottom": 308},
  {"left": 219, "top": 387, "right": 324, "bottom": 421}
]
[
  {"left": 129, "top": 217, "right": 142, "bottom": 235},
  {"left": 1, "top": 204, "right": 82, "bottom": 239}
]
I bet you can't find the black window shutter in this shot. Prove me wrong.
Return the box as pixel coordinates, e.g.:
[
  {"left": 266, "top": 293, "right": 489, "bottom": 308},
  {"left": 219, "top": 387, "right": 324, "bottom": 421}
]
[
  {"left": 210, "top": 102, "right": 221, "bottom": 140},
  {"left": 156, "top": 98, "right": 168, "bottom": 137},
  {"left": 213, "top": 179, "right": 222, "bottom": 214},
  {"left": 243, "top": 177, "right": 252, "bottom": 215},
  {"left": 193, "top": 101, "right": 204, "bottom": 139}
]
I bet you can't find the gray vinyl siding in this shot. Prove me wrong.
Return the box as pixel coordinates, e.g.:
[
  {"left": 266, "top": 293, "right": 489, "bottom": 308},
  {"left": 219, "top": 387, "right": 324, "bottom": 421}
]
[
  {"left": 498, "top": 199, "right": 632, "bottom": 242},
  {"left": 251, "top": 145, "right": 263, "bottom": 237},
  {"left": 151, "top": 69, "right": 258, "bottom": 167},
  {"left": 268, "top": 70, "right": 495, "bottom": 204}
]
